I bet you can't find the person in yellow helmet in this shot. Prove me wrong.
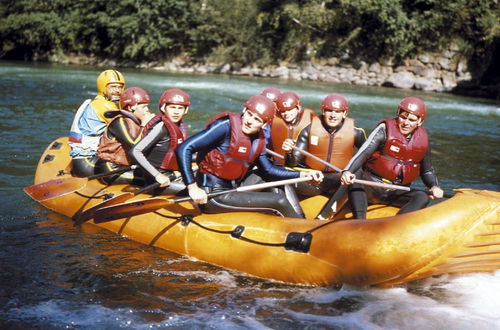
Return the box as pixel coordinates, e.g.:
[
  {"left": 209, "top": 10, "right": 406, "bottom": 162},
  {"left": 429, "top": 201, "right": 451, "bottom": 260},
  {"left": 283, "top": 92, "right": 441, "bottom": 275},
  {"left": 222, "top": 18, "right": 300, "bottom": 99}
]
[{"left": 69, "top": 70, "right": 125, "bottom": 176}]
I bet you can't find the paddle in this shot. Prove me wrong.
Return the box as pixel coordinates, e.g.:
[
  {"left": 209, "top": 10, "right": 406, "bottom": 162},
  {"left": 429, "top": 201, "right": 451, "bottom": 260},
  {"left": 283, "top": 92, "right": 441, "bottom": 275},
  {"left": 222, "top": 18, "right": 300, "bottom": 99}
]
[
  {"left": 292, "top": 146, "right": 454, "bottom": 197},
  {"left": 72, "top": 182, "right": 160, "bottom": 226},
  {"left": 92, "top": 176, "right": 314, "bottom": 223},
  {"left": 24, "top": 166, "right": 136, "bottom": 201},
  {"left": 266, "top": 148, "right": 285, "bottom": 160}
]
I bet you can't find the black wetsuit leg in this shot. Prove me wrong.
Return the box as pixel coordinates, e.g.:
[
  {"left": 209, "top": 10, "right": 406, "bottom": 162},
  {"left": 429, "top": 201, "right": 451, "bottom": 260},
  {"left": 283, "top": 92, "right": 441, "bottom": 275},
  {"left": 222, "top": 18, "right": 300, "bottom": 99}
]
[
  {"left": 382, "top": 189, "right": 430, "bottom": 214},
  {"left": 348, "top": 183, "right": 368, "bottom": 219},
  {"left": 349, "top": 170, "right": 431, "bottom": 218},
  {"left": 240, "top": 170, "right": 305, "bottom": 217},
  {"left": 316, "top": 172, "right": 350, "bottom": 220},
  {"left": 143, "top": 170, "right": 187, "bottom": 196},
  {"left": 200, "top": 188, "right": 303, "bottom": 218},
  {"left": 71, "top": 156, "right": 98, "bottom": 177}
]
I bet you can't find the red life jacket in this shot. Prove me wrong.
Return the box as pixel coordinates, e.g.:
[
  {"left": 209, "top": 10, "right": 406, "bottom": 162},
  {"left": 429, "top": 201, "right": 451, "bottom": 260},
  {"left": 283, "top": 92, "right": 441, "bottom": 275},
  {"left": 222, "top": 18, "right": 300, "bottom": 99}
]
[
  {"left": 97, "top": 112, "right": 142, "bottom": 166},
  {"left": 270, "top": 108, "right": 316, "bottom": 164},
  {"left": 304, "top": 116, "right": 355, "bottom": 171},
  {"left": 365, "top": 118, "right": 428, "bottom": 185},
  {"left": 198, "top": 112, "right": 266, "bottom": 180},
  {"left": 142, "top": 114, "right": 188, "bottom": 170}
]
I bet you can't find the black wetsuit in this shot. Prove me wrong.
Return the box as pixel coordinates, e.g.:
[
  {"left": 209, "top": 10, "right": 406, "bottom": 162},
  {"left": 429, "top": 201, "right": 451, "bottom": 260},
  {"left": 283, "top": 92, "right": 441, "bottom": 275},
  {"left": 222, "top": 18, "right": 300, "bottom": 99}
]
[
  {"left": 130, "top": 120, "right": 186, "bottom": 195},
  {"left": 344, "top": 122, "right": 439, "bottom": 219},
  {"left": 176, "top": 117, "right": 304, "bottom": 218},
  {"left": 286, "top": 120, "right": 366, "bottom": 219},
  {"left": 94, "top": 116, "right": 144, "bottom": 185}
]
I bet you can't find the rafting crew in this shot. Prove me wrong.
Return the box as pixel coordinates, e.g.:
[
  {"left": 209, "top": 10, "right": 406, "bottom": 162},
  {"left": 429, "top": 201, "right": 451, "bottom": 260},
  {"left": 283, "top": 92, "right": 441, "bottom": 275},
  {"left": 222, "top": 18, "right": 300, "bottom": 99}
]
[
  {"left": 175, "top": 95, "right": 323, "bottom": 218},
  {"left": 283, "top": 93, "right": 367, "bottom": 220},
  {"left": 69, "top": 69, "right": 126, "bottom": 177},
  {"left": 340, "top": 96, "right": 444, "bottom": 219},
  {"left": 130, "top": 88, "right": 191, "bottom": 195},
  {"left": 94, "top": 87, "right": 155, "bottom": 184}
]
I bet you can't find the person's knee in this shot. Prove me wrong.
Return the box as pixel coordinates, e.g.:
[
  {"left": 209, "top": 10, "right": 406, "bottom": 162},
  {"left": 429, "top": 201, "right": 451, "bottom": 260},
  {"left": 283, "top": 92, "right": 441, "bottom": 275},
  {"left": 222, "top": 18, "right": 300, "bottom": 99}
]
[
  {"left": 414, "top": 190, "right": 431, "bottom": 207},
  {"left": 71, "top": 158, "right": 95, "bottom": 177}
]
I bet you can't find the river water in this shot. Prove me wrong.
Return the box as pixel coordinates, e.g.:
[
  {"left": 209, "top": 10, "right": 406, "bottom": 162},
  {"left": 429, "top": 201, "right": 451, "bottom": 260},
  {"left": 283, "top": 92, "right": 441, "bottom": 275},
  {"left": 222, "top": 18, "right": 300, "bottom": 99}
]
[{"left": 0, "top": 62, "right": 499, "bottom": 329}]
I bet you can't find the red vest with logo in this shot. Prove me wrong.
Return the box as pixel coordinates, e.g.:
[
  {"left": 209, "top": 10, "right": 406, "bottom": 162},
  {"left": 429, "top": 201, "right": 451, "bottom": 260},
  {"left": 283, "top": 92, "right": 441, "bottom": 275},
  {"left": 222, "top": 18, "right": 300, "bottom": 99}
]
[
  {"left": 305, "top": 116, "right": 355, "bottom": 171},
  {"left": 270, "top": 108, "right": 315, "bottom": 164},
  {"left": 97, "top": 112, "right": 142, "bottom": 166},
  {"left": 365, "top": 118, "right": 428, "bottom": 185},
  {"left": 143, "top": 114, "right": 188, "bottom": 170},
  {"left": 198, "top": 112, "right": 266, "bottom": 180}
]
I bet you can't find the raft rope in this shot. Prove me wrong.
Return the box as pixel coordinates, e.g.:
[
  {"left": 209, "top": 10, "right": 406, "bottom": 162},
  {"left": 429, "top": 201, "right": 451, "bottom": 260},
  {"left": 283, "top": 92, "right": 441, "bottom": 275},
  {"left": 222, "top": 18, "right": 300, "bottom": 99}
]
[{"left": 152, "top": 212, "right": 348, "bottom": 253}]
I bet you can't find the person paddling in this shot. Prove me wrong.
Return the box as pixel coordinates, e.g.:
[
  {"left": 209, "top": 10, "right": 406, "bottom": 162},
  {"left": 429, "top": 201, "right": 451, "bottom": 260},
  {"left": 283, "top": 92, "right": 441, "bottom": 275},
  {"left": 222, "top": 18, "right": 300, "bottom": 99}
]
[
  {"left": 341, "top": 96, "right": 444, "bottom": 219},
  {"left": 69, "top": 70, "right": 125, "bottom": 177},
  {"left": 94, "top": 87, "right": 155, "bottom": 184},
  {"left": 130, "top": 88, "right": 190, "bottom": 195},
  {"left": 175, "top": 95, "right": 323, "bottom": 218},
  {"left": 283, "top": 93, "right": 366, "bottom": 220}
]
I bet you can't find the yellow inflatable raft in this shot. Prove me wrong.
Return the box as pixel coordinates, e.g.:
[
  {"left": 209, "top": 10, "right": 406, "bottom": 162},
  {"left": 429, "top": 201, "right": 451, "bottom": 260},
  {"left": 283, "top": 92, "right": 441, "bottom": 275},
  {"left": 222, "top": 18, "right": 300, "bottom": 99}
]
[{"left": 27, "top": 138, "right": 500, "bottom": 287}]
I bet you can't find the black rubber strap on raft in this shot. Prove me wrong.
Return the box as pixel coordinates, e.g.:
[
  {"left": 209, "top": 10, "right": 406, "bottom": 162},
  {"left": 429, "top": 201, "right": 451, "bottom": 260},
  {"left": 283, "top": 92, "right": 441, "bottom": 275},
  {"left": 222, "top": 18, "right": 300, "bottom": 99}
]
[
  {"left": 158, "top": 213, "right": 313, "bottom": 252},
  {"left": 285, "top": 232, "right": 312, "bottom": 253}
]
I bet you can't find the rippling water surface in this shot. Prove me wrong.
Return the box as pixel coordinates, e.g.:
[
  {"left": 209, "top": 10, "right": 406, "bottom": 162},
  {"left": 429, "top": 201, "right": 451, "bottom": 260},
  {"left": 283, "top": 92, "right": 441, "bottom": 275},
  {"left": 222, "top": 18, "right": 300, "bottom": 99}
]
[{"left": 0, "top": 61, "right": 499, "bottom": 329}]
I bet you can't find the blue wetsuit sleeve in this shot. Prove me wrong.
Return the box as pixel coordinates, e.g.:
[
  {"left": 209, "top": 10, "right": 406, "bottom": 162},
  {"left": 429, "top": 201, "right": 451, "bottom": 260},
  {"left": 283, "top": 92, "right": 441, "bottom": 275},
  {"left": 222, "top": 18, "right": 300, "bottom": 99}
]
[
  {"left": 256, "top": 152, "right": 300, "bottom": 180},
  {"left": 176, "top": 119, "right": 229, "bottom": 185},
  {"left": 263, "top": 124, "right": 272, "bottom": 149}
]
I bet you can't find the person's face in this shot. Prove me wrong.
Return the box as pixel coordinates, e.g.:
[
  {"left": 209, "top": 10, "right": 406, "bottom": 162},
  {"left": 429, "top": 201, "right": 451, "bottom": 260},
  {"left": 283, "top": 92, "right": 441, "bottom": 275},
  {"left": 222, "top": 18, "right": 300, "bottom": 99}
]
[
  {"left": 323, "top": 109, "right": 347, "bottom": 128},
  {"left": 163, "top": 104, "right": 187, "bottom": 123},
  {"left": 279, "top": 107, "right": 300, "bottom": 123},
  {"left": 242, "top": 110, "right": 266, "bottom": 135},
  {"left": 397, "top": 110, "right": 421, "bottom": 136},
  {"left": 130, "top": 103, "right": 151, "bottom": 121},
  {"left": 105, "top": 83, "right": 124, "bottom": 102}
]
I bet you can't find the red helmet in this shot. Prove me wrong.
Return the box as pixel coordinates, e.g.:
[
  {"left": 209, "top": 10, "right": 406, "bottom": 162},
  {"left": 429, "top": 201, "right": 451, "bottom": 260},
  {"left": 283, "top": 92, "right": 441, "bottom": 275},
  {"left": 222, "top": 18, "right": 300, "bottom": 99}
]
[
  {"left": 321, "top": 93, "right": 349, "bottom": 112},
  {"left": 275, "top": 91, "right": 301, "bottom": 113},
  {"left": 398, "top": 97, "right": 426, "bottom": 122},
  {"left": 244, "top": 95, "right": 276, "bottom": 124},
  {"left": 159, "top": 88, "right": 190, "bottom": 109},
  {"left": 119, "top": 87, "right": 150, "bottom": 110},
  {"left": 260, "top": 88, "right": 281, "bottom": 102}
]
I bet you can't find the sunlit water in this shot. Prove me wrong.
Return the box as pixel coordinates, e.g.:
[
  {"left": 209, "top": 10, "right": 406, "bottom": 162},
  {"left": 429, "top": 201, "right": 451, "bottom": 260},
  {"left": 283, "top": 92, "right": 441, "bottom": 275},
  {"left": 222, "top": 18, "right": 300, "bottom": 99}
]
[{"left": 0, "top": 61, "right": 499, "bottom": 329}]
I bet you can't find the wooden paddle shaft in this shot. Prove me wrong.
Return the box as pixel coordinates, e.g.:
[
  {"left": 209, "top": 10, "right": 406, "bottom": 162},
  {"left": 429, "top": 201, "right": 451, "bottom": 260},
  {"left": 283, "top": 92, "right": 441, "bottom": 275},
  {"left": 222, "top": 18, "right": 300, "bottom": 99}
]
[
  {"left": 171, "top": 176, "right": 313, "bottom": 203},
  {"left": 292, "top": 146, "right": 342, "bottom": 172},
  {"left": 291, "top": 146, "right": 423, "bottom": 193},
  {"left": 265, "top": 148, "right": 285, "bottom": 160}
]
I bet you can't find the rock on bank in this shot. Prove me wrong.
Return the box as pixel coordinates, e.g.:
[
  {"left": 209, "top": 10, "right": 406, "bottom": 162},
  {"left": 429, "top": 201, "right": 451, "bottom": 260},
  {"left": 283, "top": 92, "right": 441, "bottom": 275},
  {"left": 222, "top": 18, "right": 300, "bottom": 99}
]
[{"left": 58, "top": 45, "right": 499, "bottom": 99}]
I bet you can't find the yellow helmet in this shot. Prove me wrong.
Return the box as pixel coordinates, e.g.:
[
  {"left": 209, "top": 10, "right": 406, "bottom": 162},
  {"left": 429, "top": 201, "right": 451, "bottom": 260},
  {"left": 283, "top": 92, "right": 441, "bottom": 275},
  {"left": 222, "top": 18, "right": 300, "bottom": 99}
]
[{"left": 96, "top": 70, "right": 125, "bottom": 95}]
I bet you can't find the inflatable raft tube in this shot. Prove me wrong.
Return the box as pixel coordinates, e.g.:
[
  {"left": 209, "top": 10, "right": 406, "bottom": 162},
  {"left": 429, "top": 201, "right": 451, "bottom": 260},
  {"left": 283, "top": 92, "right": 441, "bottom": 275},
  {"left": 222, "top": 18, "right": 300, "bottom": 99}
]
[{"left": 28, "top": 138, "right": 500, "bottom": 287}]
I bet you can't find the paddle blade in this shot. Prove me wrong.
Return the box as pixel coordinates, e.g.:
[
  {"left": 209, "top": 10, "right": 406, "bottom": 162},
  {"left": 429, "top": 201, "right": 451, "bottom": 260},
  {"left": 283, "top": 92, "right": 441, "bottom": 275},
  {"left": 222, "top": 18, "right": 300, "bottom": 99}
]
[
  {"left": 72, "top": 192, "right": 135, "bottom": 226},
  {"left": 24, "top": 177, "right": 87, "bottom": 201},
  {"left": 93, "top": 197, "right": 174, "bottom": 223}
]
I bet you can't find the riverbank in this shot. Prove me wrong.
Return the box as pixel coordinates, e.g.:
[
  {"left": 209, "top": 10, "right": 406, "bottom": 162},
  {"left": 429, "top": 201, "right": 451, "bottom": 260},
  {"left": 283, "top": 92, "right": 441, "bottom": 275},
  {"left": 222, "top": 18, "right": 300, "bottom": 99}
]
[{"left": 53, "top": 48, "right": 499, "bottom": 100}]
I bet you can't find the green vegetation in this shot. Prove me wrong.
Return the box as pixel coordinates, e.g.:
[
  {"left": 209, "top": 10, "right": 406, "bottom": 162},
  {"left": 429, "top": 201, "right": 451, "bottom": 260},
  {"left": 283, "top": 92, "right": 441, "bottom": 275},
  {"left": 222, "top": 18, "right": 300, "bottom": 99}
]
[{"left": 1, "top": 0, "right": 498, "bottom": 67}]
